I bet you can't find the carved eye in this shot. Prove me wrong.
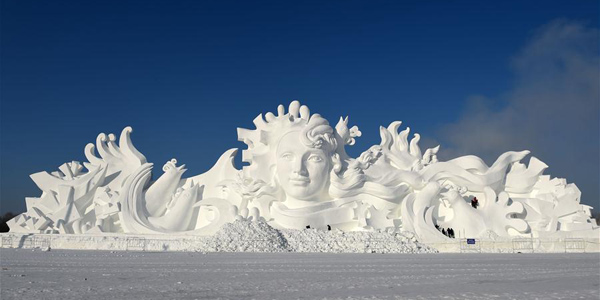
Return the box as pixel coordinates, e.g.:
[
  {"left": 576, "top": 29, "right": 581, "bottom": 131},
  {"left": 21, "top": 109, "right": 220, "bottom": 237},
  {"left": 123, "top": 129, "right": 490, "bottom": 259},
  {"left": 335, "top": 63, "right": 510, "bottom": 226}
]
[
  {"left": 308, "top": 155, "right": 323, "bottom": 162},
  {"left": 281, "top": 153, "right": 293, "bottom": 161}
]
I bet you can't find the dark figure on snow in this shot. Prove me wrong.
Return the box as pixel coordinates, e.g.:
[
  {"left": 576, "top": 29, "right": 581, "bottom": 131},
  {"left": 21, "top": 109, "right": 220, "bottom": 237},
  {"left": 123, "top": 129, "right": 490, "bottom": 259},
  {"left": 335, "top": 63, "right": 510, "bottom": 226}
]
[
  {"left": 448, "top": 228, "right": 455, "bottom": 238},
  {"left": 306, "top": 225, "right": 311, "bottom": 229},
  {"left": 471, "top": 197, "right": 479, "bottom": 209},
  {"left": 327, "top": 225, "right": 331, "bottom": 231},
  {"left": 441, "top": 228, "right": 447, "bottom": 236}
]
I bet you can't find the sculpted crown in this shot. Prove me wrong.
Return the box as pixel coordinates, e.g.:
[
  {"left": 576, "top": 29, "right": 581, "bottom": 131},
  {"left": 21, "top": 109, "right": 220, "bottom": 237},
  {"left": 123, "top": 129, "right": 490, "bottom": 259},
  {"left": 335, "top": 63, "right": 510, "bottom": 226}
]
[{"left": 237, "top": 100, "right": 360, "bottom": 182}]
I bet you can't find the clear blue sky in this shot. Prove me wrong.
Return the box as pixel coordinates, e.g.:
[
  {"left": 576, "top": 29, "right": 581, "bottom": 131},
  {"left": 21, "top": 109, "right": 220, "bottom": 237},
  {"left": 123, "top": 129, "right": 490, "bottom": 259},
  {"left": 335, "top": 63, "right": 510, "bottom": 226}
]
[{"left": 1, "top": 1, "right": 598, "bottom": 214}]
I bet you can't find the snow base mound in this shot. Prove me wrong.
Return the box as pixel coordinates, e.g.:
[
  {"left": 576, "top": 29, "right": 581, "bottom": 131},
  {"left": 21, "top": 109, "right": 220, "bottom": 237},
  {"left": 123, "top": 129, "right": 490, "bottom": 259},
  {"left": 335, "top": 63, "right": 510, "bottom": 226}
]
[
  {"left": 201, "top": 219, "right": 437, "bottom": 253},
  {"left": 203, "top": 219, "right": 290, "bottom": 252}
]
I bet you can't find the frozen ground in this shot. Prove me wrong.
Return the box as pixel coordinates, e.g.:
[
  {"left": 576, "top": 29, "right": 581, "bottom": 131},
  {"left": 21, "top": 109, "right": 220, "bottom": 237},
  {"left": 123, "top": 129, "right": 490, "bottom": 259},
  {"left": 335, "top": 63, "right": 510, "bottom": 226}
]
[{"left": 1, "top": 249, "right": 598, "bottom": 300}]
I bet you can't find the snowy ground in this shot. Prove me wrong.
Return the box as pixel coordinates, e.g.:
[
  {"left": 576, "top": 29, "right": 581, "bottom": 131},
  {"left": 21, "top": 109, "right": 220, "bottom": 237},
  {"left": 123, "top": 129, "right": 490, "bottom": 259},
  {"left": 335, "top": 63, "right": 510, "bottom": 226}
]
[{"left": 1, "top": 249, "right": 598, "bottom": 300}]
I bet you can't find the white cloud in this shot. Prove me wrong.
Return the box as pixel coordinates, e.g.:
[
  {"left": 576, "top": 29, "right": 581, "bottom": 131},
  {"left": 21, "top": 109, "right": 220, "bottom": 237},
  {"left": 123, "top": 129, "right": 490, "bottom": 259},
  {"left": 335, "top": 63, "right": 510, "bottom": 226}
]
[{"left": 435, "top": 20, "right": 599, "bottom": 207}]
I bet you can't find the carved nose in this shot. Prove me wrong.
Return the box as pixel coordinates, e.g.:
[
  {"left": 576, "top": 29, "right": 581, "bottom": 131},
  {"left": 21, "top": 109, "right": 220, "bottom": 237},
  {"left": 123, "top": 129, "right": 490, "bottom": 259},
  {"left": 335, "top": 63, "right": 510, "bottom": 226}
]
[
  {"left": 292, "top": 158, "right": 308, "bottom": 176},
  {"left": 293, "top": 169, "right": 308, "bottom": 176}
]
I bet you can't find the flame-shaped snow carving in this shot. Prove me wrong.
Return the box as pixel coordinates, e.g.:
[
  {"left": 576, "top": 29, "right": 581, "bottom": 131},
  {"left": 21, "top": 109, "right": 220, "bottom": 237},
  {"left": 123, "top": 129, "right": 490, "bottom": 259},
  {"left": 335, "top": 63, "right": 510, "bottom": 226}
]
[
  {"left": 84, "top": 126, "right": 147, "bottom": 190},
  {"left": 144, "top": 159, "right": 187, "bottom": 217},
  {"left": 438, "top": 186, "right": 528, "bottom": 238},
  {"left": 480, "top": 187, "right": 529, "bottom": 236},
  {"left": 379, "top": 121, "right": 439, "bottom": 171}
]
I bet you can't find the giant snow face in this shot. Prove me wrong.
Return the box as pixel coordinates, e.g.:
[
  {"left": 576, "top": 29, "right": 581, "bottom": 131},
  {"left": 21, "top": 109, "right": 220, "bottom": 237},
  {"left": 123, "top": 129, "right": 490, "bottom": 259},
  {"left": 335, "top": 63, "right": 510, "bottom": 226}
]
[{"left": 275, "top": 131, "right": 332, "bottom": 205}]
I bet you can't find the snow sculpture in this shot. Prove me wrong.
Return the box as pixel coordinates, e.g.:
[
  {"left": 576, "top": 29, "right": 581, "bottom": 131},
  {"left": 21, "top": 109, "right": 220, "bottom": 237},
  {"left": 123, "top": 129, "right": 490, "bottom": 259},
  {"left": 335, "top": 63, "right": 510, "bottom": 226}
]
[{"left": 7, "top": 101, "right": 598, "bottom": 241}]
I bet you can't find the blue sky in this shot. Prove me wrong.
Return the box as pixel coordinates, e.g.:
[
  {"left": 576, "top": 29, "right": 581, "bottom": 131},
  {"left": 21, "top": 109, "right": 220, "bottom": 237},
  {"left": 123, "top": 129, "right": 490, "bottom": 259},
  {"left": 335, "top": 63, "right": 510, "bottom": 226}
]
[{"left": 1, "top": 1, "right": 598, "bottom": 214}]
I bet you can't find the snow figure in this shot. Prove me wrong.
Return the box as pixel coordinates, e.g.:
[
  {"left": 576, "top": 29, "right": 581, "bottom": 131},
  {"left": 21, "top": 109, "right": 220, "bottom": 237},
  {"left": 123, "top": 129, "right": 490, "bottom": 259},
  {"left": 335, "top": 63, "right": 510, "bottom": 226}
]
[
  {"left": 235, "top": 103, "right": 359, "bottom": 230},
  {"left": 7, "top": 101, "right": 598, "bottom": 241}
]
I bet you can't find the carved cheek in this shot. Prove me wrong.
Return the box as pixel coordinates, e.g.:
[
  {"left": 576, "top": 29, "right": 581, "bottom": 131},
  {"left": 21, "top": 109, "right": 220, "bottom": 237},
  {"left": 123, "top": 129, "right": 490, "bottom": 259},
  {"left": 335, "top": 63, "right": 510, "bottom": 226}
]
[
  {"left": 307, "top": 160, "right": 329, "bottom": 181},
  {"left": 276, "top": 159, "right": 289, "bottom": 179}
]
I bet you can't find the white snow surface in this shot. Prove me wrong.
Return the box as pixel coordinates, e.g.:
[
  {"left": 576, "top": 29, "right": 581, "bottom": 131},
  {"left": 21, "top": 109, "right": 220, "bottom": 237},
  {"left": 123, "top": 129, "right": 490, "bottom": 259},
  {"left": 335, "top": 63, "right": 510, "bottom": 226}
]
[{"left": 1, "top": 249, "right": 598, "bottom": 299}]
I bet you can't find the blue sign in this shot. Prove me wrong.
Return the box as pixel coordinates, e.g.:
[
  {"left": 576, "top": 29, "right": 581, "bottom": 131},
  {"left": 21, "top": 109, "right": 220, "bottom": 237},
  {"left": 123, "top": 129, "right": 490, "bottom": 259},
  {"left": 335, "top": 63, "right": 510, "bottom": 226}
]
[{"left": 466, "top": 239, "right": 476, "bottom": 245}]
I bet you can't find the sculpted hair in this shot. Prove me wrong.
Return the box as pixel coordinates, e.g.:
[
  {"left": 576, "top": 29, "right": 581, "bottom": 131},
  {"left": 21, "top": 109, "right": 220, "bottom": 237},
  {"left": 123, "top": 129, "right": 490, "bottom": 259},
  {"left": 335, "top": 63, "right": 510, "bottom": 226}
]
[
  {"left": 300, "top": 115, "right": 338, "bottom": 152},
  {"left": 329, "top": 145, "right": 413, "bottom": 202}
]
